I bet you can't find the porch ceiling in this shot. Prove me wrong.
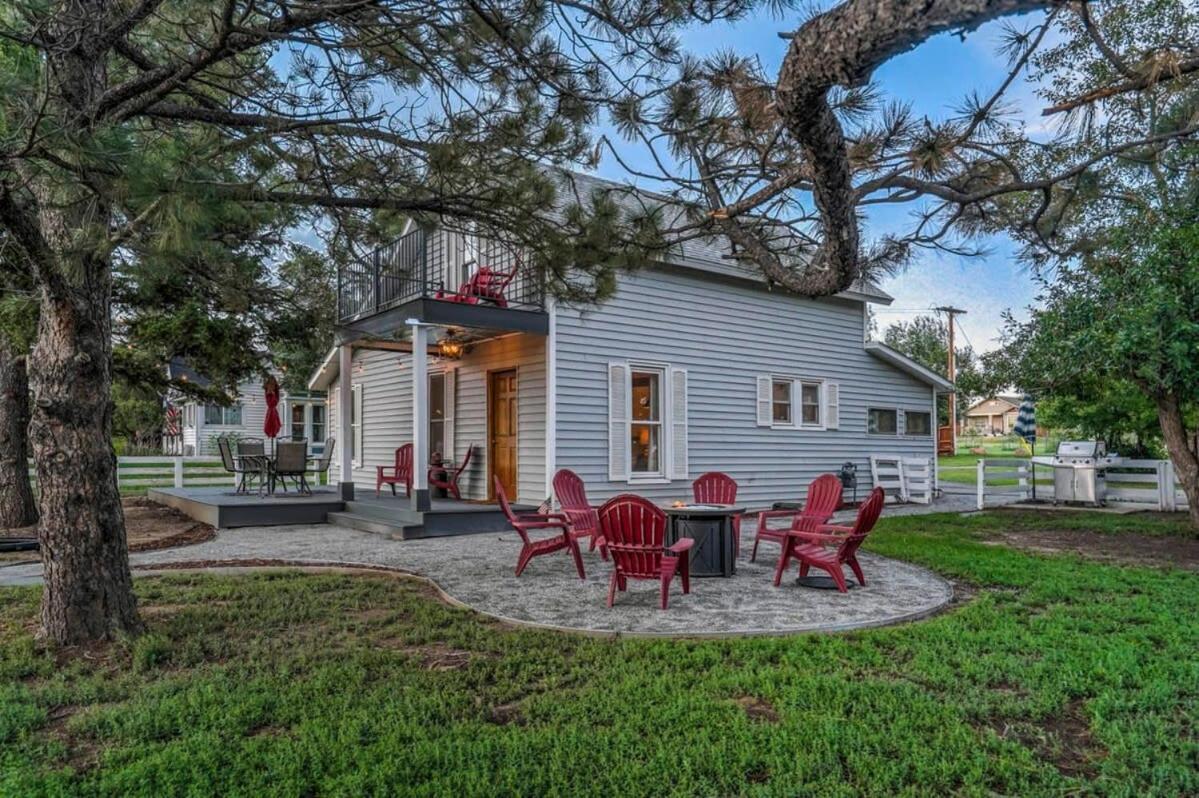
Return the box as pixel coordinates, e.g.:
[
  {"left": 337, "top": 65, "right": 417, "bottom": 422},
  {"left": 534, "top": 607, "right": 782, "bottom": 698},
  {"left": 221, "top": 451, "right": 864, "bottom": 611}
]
[{"left": 336, "top": 297, "right": 548, "bottom": 346}]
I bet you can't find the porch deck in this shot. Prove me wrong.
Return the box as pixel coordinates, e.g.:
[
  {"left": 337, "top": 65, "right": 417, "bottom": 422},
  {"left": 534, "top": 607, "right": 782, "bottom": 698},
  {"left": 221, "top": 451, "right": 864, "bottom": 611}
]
[{"left": 147, "top": 487, "right": 527, "bottom": 538}]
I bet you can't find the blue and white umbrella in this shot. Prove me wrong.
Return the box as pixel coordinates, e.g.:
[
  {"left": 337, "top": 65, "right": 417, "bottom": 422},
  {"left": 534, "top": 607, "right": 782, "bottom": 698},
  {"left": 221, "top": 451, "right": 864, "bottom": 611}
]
[
  {"left": 1012, "top": 394, "right": 1036, "bottom": 444},
  {"left": 1012, "top": 394, "right": 1038, "bottom": 500}
]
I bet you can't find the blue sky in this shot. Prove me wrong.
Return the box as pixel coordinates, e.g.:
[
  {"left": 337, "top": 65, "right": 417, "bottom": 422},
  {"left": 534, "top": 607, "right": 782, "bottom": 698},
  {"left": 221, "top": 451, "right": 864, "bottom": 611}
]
[{"left": 589, "top": 6, "right": 1055, "bottom": 352}]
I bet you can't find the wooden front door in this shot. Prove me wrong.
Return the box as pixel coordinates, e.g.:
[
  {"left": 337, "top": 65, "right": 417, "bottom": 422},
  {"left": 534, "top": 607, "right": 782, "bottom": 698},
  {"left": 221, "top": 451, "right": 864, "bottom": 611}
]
[{"left": 489, "top": 370, "right": 518, "bottom": 500}]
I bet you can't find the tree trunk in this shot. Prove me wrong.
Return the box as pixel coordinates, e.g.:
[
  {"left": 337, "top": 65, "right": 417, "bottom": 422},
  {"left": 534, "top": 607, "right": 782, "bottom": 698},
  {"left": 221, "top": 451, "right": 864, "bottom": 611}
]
[
  {"left": 30, "top": 273, "right": 142, "bottom": 644},
  {"left": 0, "top": 341, "right": 37, "bottom": 529},
  {"left": 22, "top": 0, "right": 141, "bottom": 645},
  {"left": 1156, "top": 393, "right": 1199, "bottom": 532}
]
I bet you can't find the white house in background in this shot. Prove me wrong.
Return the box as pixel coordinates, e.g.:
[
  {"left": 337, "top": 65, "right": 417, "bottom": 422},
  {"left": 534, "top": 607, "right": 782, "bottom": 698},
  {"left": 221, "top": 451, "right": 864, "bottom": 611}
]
[
  {"left": 307, "top": 176, "right": 954, "bottom": 514},
  {"left": 164, "top": 360, "right": 327, "bottom": 455}
]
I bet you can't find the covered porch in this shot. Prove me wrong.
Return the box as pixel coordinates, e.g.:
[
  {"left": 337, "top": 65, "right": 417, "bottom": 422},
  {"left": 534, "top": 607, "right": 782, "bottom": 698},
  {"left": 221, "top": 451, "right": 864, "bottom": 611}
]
[{"left": 309, "top": 226, "right": 552, "bottom": 527}]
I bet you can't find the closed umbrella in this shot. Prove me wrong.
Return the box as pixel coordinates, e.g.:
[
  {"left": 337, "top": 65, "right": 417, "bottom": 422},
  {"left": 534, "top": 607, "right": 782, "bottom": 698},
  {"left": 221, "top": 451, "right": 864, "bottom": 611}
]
[
  {"left": 263, "top": 375, "right": 282, "bottom": 455},
  {"left": 1012, "top": 394, "right": 1037, "bottom": 499}
]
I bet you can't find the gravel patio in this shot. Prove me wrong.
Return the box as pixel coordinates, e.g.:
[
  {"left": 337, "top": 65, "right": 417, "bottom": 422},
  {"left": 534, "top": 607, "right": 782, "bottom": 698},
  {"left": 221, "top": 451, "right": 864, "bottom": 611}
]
[{"left": 0, "top": 496, "right": 992, "bottom": 637}]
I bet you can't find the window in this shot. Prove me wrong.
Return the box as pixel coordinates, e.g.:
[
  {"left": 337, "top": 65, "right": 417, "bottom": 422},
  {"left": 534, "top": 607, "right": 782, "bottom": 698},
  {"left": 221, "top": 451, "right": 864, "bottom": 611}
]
[
  {"left": 310, "top": 404, "right": 325, "bottom": 442},
  {"left": 350, "top": 385, "right": 362, "bottom": 466},
  {"left": 771, "top": 379, "right": 792, "bottom": 424},
  {"left": 765, "top": 377, "right": 823, "bottom": 428},
  {"left": 429, "top": 373, "right": 446, "bottom": 459},
  {"left": 630, "top": 368, "right": 663, "bottom": 477},
  {"left": 800, "top": 382, "right": 822, "bottom": 426},
  {"left": 905, "top": 410, "right": 932, "bottom": 436},
  {"left": 203, "top": 404, "right": 242, "bottom": 425},
  {"left": 868, "top": 408, "right": 898, "bottom": 435},
  {"left": 290, "top": 404, "right": 306, "bottom": 440}
]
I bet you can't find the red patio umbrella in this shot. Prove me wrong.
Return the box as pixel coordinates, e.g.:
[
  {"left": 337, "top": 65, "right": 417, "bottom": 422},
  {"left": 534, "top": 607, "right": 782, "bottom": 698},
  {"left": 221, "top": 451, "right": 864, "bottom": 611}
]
[{"left": 263, "top": 375, "right": 282, "bottom": 452}]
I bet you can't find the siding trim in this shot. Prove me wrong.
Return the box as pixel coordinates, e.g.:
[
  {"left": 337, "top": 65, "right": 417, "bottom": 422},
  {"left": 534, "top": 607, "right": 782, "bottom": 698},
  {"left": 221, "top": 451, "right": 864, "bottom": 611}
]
[{"left": 545, "top": 298, "right": 557, "bottom": 498}]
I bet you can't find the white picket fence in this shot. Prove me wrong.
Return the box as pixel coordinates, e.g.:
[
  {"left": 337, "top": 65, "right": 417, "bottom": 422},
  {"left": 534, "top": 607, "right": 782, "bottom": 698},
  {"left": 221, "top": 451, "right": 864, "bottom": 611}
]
[
  {"left": 26, "top": 456, "right": 328, "bottom": 492},
  {"left": 975, "top": 458, "right": 1190, "bottom": 511}
]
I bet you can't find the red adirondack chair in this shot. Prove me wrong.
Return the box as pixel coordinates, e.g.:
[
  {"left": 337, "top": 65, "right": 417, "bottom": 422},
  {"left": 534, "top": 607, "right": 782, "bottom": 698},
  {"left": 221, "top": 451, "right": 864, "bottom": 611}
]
[
  {"left": 437, "top": 263, "right": 518, "bottom": 307},
  {"left": 774, "top": 486, "right": 885, "bottom": 591},
  {"left": 495, "top": 477, "right": 585, "bottom": 579},
  {"left": 552, "top": 468, "right": 607, "bottom": 558},
  {"left": 376, "top": 444, "right": 413, "bottom": 497},
  {"left": 751, "top": 473, "right": 843, "bottom": 562},
  {"left": 692, "top": 471, "right": 741, "bottom": 556},
  {"left": 598, "top": 494, "right": 693, "bottom": 610},
  {"left": 429, "top": 445, "right": 473, "bottom": 500}
]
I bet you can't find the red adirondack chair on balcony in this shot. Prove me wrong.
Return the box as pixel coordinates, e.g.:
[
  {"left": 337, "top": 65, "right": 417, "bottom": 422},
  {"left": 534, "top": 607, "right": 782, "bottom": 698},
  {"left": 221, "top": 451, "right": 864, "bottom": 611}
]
[
  {"left": 552, "top": 468, "right": 607, "bottom": 559},
  {"left": 429, "top": 445, "right": 473, "bottom": 500},
  {"left": 598, "top": 494, "right": 693, "bottom": 610},
  {"left": 773, "top": 486, "right": 885, "bottom": 591},
  {"left": 495, "top": 477, "right": 585, "bottom": 579},
  {"left": 376, "top": 444, "right": 413, "bottom": 497},
  {"left": 751, "top": 473, "right": 843, "bottom": 562},
  {"left": 437, "top": 259, "right": 520, "bottom": 307},
  {"left": 692, "top": 471, "right": 741, "bottom": 555}
]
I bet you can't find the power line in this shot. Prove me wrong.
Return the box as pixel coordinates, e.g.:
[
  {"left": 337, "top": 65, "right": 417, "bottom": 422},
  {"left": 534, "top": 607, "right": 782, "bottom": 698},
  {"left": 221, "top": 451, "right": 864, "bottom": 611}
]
[{"left": 954, "top": 318, "right": 976, "bottom": 353}]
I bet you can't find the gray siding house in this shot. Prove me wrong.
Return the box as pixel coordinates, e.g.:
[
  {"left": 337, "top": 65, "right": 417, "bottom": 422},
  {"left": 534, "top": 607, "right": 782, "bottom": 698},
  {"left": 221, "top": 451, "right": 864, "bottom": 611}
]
[
  {"left": 165, "top": 361, "right": 327, "bottom": 455},
  {"left": 309, "top": 199, "right": 951, "bottom": 513}
]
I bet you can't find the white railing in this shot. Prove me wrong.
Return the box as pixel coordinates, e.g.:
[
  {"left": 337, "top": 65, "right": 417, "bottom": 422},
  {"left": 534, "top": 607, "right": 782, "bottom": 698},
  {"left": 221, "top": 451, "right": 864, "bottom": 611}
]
[
  {"left": 975, "top": 458, "right": 1035, "bottom": 509},
  {"left": 976, "top": 457, "right": 1190, "bottom": 511},
  {"left": 26, "top": 456, "right": 329, "bottom": 492}
]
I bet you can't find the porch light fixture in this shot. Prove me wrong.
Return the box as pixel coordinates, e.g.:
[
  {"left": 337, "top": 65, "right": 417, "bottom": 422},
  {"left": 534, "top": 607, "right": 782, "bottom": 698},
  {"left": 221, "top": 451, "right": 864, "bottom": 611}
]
[{"left": 437, "top": 338, "right": 466, "bottom": 359}]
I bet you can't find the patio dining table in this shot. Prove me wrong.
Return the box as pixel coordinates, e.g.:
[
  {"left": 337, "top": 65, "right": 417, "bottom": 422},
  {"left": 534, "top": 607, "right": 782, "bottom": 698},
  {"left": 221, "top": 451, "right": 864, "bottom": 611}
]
[{"left": 233, "top": 453, "right": 272, "bottom": 497}]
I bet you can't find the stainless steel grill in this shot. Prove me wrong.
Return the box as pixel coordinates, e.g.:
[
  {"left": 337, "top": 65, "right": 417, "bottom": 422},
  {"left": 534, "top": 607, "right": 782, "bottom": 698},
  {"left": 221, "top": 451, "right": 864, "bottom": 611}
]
[{"left": 1051, "top": 441, "right": 1117, "bottom": 506}]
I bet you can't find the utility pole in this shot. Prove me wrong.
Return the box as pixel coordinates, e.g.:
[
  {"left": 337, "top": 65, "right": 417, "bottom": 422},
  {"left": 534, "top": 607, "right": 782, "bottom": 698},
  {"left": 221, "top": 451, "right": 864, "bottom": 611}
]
[{"left": 934, "top": 306, "right": 967, "bottom": 454}]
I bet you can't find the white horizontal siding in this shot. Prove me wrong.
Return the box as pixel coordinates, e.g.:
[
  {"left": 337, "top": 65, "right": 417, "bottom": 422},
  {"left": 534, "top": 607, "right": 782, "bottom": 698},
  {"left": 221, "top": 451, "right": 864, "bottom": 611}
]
[
  {"left": 330, "top": 335, "right": 547, "bottom": 503},
  {"left": 554, "top": 267, "right": 938, "bottom": 508}
]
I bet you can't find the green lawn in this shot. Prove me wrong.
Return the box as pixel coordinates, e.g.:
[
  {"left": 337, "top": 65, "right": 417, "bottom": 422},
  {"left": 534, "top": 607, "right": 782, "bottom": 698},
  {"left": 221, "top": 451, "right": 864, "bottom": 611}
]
[
  {"left": 940, "top": 441, "right": 1054, "bottom": 487},
  {"left": 2, "top": 512, "right": 1197, "bottom": 796}
]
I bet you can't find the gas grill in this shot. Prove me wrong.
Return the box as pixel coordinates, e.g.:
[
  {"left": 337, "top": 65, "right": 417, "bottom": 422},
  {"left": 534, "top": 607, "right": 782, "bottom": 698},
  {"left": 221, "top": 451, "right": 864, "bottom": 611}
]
[{"left": 1051, "top": 441, "right": 1117, "bottom": 506}]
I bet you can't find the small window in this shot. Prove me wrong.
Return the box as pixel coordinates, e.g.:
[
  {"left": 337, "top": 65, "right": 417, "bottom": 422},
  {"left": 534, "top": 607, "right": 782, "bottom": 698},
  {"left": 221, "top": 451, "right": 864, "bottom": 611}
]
[
  {"left": 905, "top": 411, "right": 932, "bottom": 436},
  {"left": 429, "top": 373, "right": 446, "bottom": 460},
  {"left": 630, "top": 369, "right": 663, "bottom": 476},
  {"left": 204, "top": 404, "right": 242, "bottom": 425},
  {"left": 868, "top": 408, "right": 898, "bottom": 435},
  {"left": 310, "top": 405, "right": 325, "bottom": 442},
  {"left": 771, "top": 379, "right": 792, "bottom": 425},
  {"left": 291, "top": 404, "right": 306, "bottom": 440},
  {"left": 800, "top": 382, "right": 822, "bottom": 426}
]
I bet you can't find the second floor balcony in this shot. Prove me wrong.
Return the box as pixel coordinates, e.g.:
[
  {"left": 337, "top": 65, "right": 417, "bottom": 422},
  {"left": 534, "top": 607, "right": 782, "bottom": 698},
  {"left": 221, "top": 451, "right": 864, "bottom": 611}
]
[{"left": 337, "top": 227, "right": 548, "bottom": 341}]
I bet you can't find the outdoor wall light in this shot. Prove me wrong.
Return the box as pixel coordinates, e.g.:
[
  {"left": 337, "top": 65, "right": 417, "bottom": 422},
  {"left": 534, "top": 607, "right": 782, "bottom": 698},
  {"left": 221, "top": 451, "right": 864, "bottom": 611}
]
[{"left": 437, "top": 338, "right": 466, "bottom": 359}]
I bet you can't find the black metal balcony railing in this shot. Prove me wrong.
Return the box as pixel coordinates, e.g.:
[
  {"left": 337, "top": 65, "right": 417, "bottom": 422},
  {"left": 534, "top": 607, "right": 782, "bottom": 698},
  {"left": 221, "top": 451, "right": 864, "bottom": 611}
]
[{"left": 337, "top": 228, "right": 546, "bottom": 323}]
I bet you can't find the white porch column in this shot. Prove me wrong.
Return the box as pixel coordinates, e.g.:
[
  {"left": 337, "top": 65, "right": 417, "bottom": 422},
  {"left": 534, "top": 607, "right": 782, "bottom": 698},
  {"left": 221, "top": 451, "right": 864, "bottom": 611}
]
[
  {"left": 337, "top": 344, "right": 354, "bottom": 499},
  {"left": 409, "top": 319, "right": 432, "bottom": 511}
]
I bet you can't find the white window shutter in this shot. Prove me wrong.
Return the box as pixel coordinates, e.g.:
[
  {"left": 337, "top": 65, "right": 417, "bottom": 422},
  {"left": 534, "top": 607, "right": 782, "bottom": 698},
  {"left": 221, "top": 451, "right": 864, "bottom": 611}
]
[
  {"left": 825, "top": 383, "right": 840, "bottom": 430},
  {"left": 608, "top": 362, "right": 629, "bottom": 481},
  {"left": 669, "top": 368, "right": 689, "bottom": 480},
  {"left": 756, "top": 375, "right": 772, "bottom": 427},
  {"left": 443, "top": 368, "right": 456, "bottom": 461},
  {"left": 352, "top": 385, "right": 364, "bottom": 467}
]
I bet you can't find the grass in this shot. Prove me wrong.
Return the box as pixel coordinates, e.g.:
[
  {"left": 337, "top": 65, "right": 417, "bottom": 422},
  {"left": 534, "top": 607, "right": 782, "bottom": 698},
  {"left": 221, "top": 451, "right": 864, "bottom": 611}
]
[{"left": 2, "top": 512, "right": 1197, "bottom": 797}]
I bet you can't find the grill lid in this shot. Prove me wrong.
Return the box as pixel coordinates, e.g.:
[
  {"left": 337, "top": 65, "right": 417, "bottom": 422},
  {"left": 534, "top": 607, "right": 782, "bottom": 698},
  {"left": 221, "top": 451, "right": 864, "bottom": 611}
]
[{"left": 1056, "top": 440, "right": 1103, "bottom": 458}]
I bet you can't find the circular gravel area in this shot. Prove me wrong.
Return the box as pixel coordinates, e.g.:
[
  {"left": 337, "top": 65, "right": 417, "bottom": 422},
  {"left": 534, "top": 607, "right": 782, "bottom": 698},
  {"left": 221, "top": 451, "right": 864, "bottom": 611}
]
[{"left": 103, "top": 522, "right": 956, "bottom": 637}]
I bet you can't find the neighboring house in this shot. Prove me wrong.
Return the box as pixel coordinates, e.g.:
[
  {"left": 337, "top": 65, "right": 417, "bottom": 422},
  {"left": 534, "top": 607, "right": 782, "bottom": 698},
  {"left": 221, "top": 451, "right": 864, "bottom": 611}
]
[
  {"left": 308, "top": 179, "right": 953, "bottom": 510},
  {"left": 963, "top": 395, "right": 1022, "bottom": 436},
  {"left": 165, "top": 360, "right": 327, "bottom": 455}
]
